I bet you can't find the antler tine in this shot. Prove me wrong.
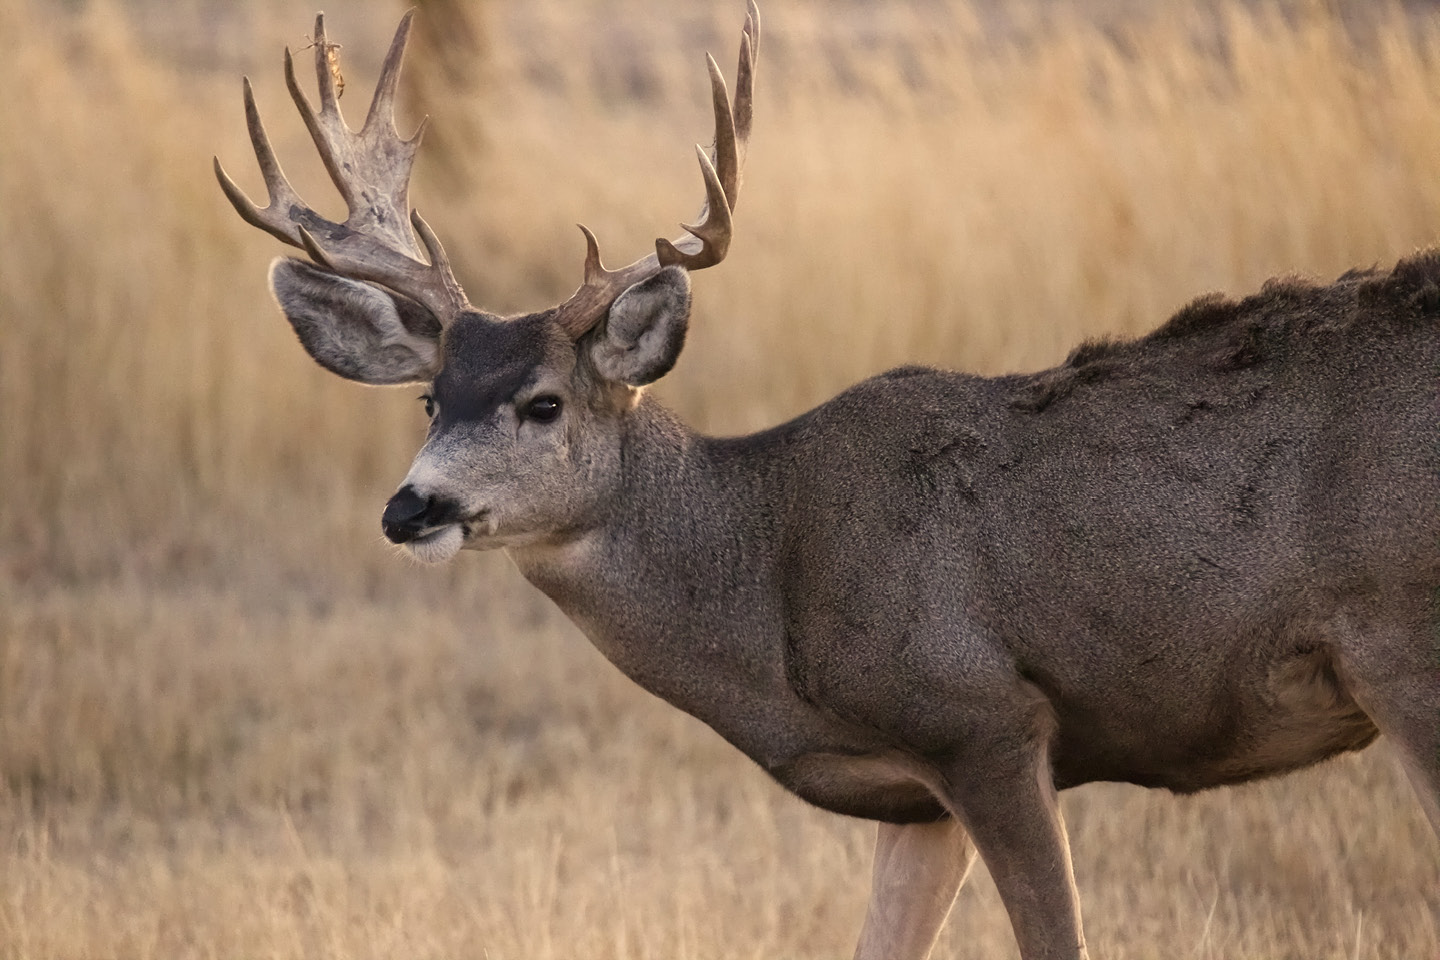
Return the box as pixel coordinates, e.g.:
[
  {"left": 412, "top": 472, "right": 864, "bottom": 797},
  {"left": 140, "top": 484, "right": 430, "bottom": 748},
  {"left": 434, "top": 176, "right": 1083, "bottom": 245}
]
[
  {"left": 554, "top": 4, "right": 760, "bottom": 339},
  {"left": 365, "top": 10, "right": 416, "bottom": 138},
  {"left": 410, "top": 209, "right": 460, "bottom": 289},
  {"left": 312, "top": 14, "right": 340, "bottom": 118},
  {"left": 216, "top": 13, "right": 471, "bottom": 326},
  {"left": 704, "top": 54, "right": 739, "bottom": 212},
  {"left": 734, "top": 2, "right": 760, "bottom": 169},
  {"left": 214, "top": 78, "right": 308, "bottom": 250}
]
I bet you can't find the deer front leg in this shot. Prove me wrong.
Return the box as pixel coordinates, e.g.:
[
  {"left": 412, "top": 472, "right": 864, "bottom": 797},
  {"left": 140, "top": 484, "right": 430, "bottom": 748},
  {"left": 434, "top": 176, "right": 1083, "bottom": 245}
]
[
  {"left": 853, "top": 817, "right": 977, "bottom": 960},
  {"left": 945, "top": 743, "right": 1089, "bottom": 960},
  {"left": 1337, "top": 620, "right": 1440, "bottom": 842}
]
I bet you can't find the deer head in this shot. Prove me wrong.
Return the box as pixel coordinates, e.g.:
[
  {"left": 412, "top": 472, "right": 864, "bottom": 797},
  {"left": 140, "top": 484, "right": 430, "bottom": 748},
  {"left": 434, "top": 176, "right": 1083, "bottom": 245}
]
[{"left": 216, "top": 5, "right": 759, "bottom": 561}]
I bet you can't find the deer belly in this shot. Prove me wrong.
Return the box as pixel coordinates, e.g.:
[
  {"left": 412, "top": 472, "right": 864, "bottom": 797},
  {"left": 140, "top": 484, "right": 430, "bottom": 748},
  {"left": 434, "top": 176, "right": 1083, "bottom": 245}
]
[{"left": 1050, "top": 645, "right": 1381, "bottom": 792}]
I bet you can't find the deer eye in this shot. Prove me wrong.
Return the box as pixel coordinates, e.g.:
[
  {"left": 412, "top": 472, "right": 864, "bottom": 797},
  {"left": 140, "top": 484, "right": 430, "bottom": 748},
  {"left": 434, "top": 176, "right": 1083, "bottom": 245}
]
[
  {"left": 523, "top": 395, "right": 563, "bottom": 423},
  {"left": 419, "top": 393, "right": 436, "bottom": 418}
]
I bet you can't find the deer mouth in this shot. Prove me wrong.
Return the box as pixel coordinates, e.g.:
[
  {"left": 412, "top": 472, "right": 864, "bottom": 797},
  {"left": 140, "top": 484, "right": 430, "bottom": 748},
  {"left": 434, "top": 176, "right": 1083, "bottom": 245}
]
[
  {"left": 404, "top": 512, "right": 492, "bottom": 563},
  {"left": 405, "top": 524, "right": 465, "bottom": 563}
]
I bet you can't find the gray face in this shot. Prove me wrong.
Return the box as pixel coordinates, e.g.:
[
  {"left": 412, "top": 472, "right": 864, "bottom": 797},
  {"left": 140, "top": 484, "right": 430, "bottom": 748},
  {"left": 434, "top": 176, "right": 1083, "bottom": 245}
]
[
  {"left": 384, "top": 310, "right": 626, "bottom": 562},
  {"left": 267, "top": 257, "right": 696, "bottom": 564}
]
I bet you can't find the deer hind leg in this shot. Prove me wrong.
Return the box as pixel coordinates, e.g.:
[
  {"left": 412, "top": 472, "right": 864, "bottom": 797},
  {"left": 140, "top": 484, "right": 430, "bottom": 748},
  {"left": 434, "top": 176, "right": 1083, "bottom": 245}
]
[{"left": 852, "top": 818, "right": 977, "bottom": 960}]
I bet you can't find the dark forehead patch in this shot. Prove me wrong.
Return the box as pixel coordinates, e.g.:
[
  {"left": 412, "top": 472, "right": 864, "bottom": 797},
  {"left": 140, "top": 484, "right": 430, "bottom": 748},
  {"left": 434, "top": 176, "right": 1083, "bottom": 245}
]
[{"left": 432, "top": 311, "right": 560, "bottom": 424}]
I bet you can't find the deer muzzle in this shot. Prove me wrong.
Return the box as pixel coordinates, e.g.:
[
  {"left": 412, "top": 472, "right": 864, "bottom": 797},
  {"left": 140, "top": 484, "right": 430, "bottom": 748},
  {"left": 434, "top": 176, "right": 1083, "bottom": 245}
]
[{"left": 381, "top": 484, "right": 457, "bottom": 544}]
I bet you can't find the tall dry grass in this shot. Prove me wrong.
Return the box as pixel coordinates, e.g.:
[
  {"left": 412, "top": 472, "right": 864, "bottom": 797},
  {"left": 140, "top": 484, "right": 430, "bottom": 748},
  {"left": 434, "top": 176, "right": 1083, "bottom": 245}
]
[{"left": 2, "top": 0, "right": 1438, "bottom": 957}]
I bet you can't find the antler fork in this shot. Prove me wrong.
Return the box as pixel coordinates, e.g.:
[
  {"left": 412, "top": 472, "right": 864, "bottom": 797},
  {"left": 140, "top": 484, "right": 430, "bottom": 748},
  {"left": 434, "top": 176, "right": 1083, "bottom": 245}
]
[{"left": 214, "top": 12, "right": 472, "bottom": 326}]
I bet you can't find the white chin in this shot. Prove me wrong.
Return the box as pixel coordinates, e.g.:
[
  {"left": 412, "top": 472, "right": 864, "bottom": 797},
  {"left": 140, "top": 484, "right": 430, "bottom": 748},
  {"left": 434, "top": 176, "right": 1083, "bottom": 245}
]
[{"left": 405, "top": 525, "right": 465, "bottom": 564}]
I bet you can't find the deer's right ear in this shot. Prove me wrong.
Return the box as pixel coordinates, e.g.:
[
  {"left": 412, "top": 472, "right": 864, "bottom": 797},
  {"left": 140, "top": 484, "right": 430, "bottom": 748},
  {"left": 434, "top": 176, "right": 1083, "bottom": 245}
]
[{"left": 268, "top": 258, "right": 443, "bottom": 386}]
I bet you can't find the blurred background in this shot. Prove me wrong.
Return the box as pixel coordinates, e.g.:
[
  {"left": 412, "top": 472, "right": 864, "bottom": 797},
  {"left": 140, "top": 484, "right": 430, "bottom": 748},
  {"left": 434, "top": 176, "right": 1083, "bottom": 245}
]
[{"left": 2, "top": 0, "right": 1439, "bottom": 956}]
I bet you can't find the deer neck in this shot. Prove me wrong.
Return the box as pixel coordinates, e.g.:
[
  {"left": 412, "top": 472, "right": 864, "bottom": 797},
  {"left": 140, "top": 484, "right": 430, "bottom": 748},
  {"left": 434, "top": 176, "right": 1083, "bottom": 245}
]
[{"left": 508, "top": 395, "right": 797, "bottom": 744}]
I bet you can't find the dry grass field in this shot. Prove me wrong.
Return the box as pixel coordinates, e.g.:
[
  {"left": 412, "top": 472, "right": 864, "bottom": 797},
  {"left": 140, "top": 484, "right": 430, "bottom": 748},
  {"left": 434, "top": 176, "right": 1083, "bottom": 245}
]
[{"left": 3, "top": 0, "right": 1439, "bottom": 956}]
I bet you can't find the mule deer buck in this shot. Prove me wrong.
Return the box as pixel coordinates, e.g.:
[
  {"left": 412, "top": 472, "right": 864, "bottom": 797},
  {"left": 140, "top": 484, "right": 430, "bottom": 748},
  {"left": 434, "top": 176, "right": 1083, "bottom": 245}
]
[{"left": 216, "top": 6, "right": 1440, "bottom": 958}]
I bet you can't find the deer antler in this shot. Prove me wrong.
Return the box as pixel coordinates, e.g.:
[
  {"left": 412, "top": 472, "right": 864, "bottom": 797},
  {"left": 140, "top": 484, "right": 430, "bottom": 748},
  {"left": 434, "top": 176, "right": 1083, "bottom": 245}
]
[
  {"left": 218, "top": 4, "right": 758, "bottom": 338},
  {"left": 214, "top": 12, "right": 472, "bottom": 326},
  {"left": 553, "top": 0, "right": 760, "bottom": 338}
]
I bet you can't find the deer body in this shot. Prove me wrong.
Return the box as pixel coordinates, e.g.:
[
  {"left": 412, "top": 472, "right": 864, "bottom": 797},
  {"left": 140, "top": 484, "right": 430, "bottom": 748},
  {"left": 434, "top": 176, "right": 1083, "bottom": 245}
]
[
  {"left": 218, "top": 9, "right": 1440, "bottom": 958},
  {"left": 514, "top": 267, "right": 1437, "bottom": 816}
]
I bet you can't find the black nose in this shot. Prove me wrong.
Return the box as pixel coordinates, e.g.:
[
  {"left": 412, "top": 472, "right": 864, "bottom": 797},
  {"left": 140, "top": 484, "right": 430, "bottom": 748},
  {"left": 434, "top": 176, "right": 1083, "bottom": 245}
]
[{"left": 382, "top": 485, "right": 433, "bottom": 543}]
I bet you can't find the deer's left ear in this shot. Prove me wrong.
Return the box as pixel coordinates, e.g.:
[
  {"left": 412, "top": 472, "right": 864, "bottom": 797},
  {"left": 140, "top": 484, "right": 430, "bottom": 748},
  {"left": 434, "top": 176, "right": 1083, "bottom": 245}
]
[{"left": 589, "top": 266, "right": 692, "bottom": 386}]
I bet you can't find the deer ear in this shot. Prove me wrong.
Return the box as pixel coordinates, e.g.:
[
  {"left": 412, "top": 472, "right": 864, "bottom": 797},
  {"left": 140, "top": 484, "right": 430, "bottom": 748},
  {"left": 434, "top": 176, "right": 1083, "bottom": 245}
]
[
  {"left": 268, "top": 257, "right": 443, "bottom": 386},
  {"left": 589, "top": 265, "right": 692, "bottom": 386}
]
